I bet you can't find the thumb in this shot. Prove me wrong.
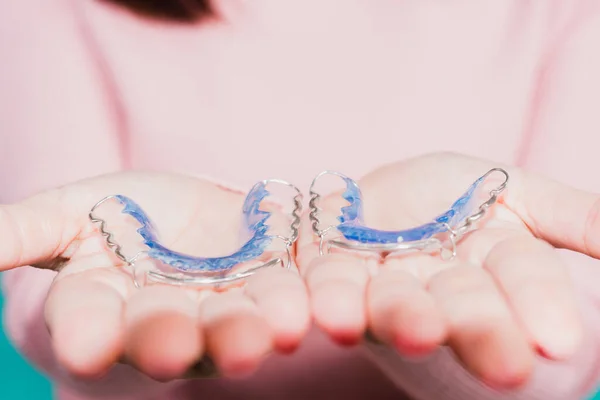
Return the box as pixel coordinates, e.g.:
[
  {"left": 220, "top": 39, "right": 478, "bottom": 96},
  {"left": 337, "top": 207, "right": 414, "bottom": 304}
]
[
  {"left": 0, "top": 188, "right": 83, "bottom": 271},
  {"left": 505, "top": 170, "right": 600, "bottom": 259}
]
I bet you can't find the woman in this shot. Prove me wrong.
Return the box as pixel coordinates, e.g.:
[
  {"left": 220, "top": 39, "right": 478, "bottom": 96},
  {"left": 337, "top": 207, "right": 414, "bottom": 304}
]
[{"left": 1, "top": 1, "right": 600, "bottom": 399}]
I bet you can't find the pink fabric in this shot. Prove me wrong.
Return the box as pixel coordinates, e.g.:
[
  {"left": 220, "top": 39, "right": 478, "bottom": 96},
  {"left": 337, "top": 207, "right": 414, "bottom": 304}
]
[{"left": 2, "top": 0, "right": 600, "bottom": 398}]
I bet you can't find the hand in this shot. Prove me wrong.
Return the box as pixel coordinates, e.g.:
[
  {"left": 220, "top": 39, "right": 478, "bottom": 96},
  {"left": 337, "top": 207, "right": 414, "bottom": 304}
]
[
  {"left": 296, "top": 152, "right": 597, "bottom": 388},
  {"left": 0, "top": 172, "right": 309, "bottom": 381}
]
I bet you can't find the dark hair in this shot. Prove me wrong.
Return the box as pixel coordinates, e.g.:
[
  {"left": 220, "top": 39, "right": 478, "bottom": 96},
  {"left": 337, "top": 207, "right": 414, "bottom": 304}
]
[{"left": 102, "top": 0, "right": 212, "bottom": 22}]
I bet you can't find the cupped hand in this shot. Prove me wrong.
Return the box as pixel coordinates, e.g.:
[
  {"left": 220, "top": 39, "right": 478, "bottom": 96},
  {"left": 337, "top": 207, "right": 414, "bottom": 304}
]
[
  {"left": 296, "top": 152, "right": 598, "bottom": 388},
  {"left": 0, "top": 172, "right": 309, "bottom": 381}
]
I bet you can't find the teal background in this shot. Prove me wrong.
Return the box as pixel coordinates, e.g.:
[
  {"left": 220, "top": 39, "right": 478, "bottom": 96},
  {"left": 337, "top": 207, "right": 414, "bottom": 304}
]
[
  {"left": 0, "top": 282, "right": 53, "bottom": 400},
  {"left": 0, "top": 281, "right": 599, "bottom": 400}
]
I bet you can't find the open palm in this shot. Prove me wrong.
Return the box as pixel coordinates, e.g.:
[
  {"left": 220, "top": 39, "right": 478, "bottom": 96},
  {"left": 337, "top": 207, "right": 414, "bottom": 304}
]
[
  {"left": 297, "top": 152, "right": 598, "bottom": 388},
  {"left": 0, "top": 171, "right": 309, "bottom": 381}
]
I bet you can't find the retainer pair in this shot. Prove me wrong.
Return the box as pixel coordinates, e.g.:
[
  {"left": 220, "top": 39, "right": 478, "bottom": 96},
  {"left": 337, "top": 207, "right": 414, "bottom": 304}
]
[{"left": 89, "top": 168, "right": 509, "bottom": 289}]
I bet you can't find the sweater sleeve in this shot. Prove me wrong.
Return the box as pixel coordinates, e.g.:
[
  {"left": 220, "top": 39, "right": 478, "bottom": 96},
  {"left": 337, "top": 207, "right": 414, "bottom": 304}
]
[{"left": 361, "top": 1, "right": 600, "bottom": 399}]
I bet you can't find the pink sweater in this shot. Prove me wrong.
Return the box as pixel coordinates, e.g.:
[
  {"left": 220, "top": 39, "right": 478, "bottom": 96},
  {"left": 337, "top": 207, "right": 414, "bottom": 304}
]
[{"left": 2, "top": 1, "right": 600, "bottom": 399}]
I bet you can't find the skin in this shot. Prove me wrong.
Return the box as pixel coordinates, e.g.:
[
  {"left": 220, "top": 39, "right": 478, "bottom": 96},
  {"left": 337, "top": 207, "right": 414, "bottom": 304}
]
[
  {"left": 0, "top": 171, "right": 311, "bottom": 381},
  {"left": 297, "top": 152, "right": 596, "bottom": 389},
  {"left": 0, "top": 152, "right": 597, "bottom": 389}
]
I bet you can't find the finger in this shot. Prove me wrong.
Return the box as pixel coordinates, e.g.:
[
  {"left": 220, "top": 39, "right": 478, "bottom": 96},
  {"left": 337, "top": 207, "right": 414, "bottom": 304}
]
[
  {"left": 45, "top": 264, "right": 129, "bottom": 378},
  {"left": 244, "top": 267, "right": 310, "bottom": 353},
  {"left": 506, "top": 170, "right": 600, "bottom": 258},
  {"left": 302, "top": 253, "right": 373, "bottom": 345},
  {"left": 199, "top": 290, "right": 273, "bottom": 378},
  {"left": 297, "top": 181, "right": 379, "bottom": 345},
  {"left": 124, "top": 285, "right": 203, "bottom": 381},
  {"left": 368, "top": 255, "right": 448, "bottom": 357},
  {"left": 0, "top": 190, "right": 79, "bottom": 271},
  {"left": 484, "top": 235, "right": 583, "bottom": 360},
  {"left": 428, "top": 265, "right": 534, "bottom": 389}
]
